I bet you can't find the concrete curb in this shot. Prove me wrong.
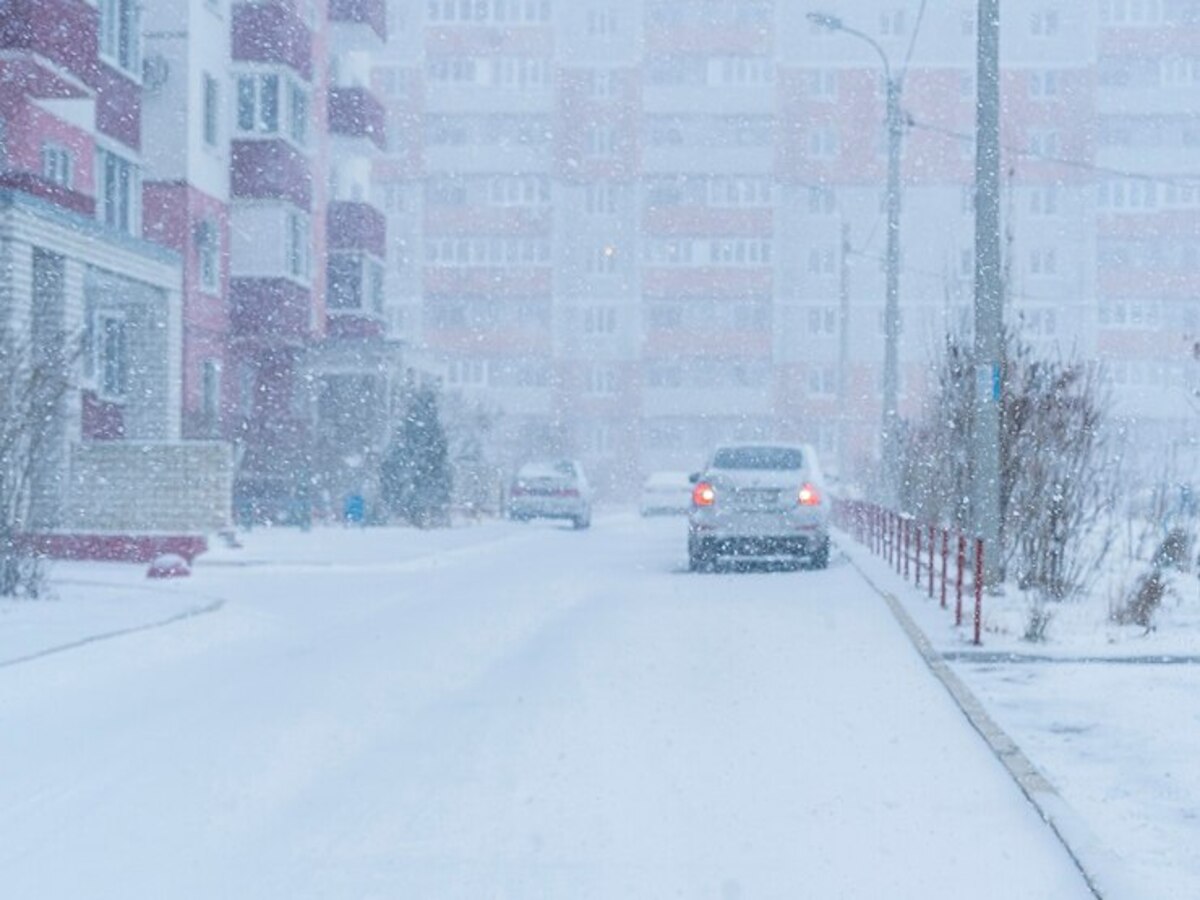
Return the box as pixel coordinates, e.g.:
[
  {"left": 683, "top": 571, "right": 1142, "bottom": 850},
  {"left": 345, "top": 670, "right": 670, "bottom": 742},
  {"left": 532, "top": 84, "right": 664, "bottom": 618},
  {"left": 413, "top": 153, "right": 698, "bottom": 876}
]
[
  {"left": 839, "top": 535, "right": 1141, "bottom": 900},
  {"left": 0, "top": 597, "right": 225, "bottom": 670}
]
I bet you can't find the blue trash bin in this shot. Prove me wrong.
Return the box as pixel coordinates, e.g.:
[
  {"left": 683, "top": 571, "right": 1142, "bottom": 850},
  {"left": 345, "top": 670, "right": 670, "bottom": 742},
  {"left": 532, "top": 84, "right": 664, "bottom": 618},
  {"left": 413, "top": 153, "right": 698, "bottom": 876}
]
[{"left": 343, "top": 494, "right": 365, "bottom": 525}]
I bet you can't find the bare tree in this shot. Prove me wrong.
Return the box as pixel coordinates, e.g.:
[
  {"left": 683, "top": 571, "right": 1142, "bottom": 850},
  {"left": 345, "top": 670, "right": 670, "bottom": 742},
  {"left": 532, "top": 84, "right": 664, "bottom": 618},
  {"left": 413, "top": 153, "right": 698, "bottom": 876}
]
[
  {"left": 0, "top": 327, "right": 74, "bottom": 598},
  {"left": 897, "top": 330, "right": 1118, "bottom": 616}
]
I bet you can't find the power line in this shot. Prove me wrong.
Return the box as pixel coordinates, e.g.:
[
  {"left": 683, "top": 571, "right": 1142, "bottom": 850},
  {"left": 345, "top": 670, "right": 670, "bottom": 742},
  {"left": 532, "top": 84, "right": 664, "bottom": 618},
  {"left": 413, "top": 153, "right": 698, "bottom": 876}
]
[
  {"left": 908, "top": 117, "right": 1200, "bottom": 189},
  {"left": 900, "top": 0, "right": 930, "bottom": 80}
]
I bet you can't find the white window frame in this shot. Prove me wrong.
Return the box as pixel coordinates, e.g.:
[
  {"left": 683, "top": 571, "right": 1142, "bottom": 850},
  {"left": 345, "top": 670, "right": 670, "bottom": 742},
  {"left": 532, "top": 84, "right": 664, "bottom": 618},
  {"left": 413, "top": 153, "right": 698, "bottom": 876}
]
[
  {"left": 96, "top": 311, "right": 129, "bottom": 401},
  {"left": 99, "top": 0, "right": 141, "bottom": 77},
  {"left": 41, "top": 144, "right": 73, "bottom": 188},
  {"left": 203, "top": 74, "right": 220, "bottom": 147},
  {"left": 95, "top": 146, "right": 141, "bottom": 235},
  {"left": 196, "top": 220, "right": 220, "bottom": 293},
  {"left": 286, "top": 209, "right": 311, "bottom": 281}
]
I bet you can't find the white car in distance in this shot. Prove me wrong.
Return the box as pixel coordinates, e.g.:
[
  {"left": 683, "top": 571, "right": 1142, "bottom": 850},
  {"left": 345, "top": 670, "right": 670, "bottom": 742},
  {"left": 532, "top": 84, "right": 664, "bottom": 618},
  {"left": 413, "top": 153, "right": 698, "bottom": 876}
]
[
  {"left": 639, "top": 471, "right": 694, "bottom": 516},
  {"left": 508, "top": 460, "right": 593, "bottom": 529}
]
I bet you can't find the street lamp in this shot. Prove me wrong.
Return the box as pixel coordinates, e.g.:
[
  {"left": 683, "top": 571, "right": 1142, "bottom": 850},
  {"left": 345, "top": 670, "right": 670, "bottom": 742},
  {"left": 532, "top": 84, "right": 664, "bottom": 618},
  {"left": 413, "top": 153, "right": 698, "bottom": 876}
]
[{"left": 807, "top": 11, "right": 904, "bottom": 493}]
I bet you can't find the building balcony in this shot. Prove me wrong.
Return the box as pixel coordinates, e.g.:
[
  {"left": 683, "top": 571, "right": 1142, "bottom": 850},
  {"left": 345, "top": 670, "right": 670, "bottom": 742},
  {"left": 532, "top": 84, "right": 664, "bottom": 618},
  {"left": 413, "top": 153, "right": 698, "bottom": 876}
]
[
  {"left": 231, "top": 139, "right": 311, "bottom": 209},
  {"left": 423, "top": 267, "right": 553, "bottom": 298},
  {"left": 325, "top": 313, "right": 386, "bottom": 340},
  {"left": 230, "top": 277, "right": 313, "bottom": 343},
  {"left": 328, "top": 86, "right": 386, "bottom": 152},
  {"left": 0, "top": 0, "right": 97, "bottom": 92},
  {"left": 645, "top": 25, "right": 772, "bottom": 56},
  {"left": 329, "top": 0, "right": 386, "bottom": 51},
  {"left": 643, "top": 206, "right": 773, "bottom": 237},
  {"left": 0, "top": 171, "right": 94, "bottom": 217},
  {"left": 642, "top": 267, "right": 773, "bottom": 299},
  {"left": 641, "top": 386, "right": 772, "bottom": 418},
  {"left": 327, "top": 200, "right": 385, "bottom": 257},
  {"left": 424, "top": 206, "right": 551, "bottom": 237},
  {"left": 232, "top": 0, "right": 312, "bottom": 79}
]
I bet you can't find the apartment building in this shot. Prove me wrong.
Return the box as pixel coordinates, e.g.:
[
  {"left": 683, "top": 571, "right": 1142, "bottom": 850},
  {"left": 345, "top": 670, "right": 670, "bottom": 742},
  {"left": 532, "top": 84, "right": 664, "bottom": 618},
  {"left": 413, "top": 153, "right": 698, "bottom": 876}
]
[
  {"left": 1093, "top": 0, "right": 1200, "bottom": 472},
  {"left": 0, "top": 0, "right": 234, "bottom": 542},
  {"left": 375, "top": 1, "right": 1200, "bottom": 491}
]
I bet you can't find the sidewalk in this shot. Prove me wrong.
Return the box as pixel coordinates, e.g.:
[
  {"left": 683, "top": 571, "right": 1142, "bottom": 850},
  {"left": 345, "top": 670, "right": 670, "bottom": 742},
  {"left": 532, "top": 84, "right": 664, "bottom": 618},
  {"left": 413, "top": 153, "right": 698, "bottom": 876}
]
[
  {"left": 837, "top": 530, "right": 1200, "bottom": 899},
  {"left": 0, "top": 562, "right": 222, "bottom": 669}
]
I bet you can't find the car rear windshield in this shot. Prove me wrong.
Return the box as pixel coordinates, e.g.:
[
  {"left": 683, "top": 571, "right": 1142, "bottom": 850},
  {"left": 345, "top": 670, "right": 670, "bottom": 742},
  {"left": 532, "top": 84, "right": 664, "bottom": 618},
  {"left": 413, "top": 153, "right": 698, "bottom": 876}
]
[
  {"left": 519, "top": 461, "right": 576, "bottom": 479},
  {"left": 711, "top": 446, "right": 804, "bottom": 471}
]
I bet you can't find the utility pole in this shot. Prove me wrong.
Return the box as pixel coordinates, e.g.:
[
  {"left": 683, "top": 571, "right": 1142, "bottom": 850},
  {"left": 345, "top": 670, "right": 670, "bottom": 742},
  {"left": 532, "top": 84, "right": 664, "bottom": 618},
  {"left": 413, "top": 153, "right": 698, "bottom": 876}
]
[
  {"left": 881, "top": 71, "right": 903, "bottom": 494},
  {"left": 838, "top": 220, "right": 852, "bottom": 471},
  {"left": 972, "top": 0, "right": 1003, "bottom": 581}
]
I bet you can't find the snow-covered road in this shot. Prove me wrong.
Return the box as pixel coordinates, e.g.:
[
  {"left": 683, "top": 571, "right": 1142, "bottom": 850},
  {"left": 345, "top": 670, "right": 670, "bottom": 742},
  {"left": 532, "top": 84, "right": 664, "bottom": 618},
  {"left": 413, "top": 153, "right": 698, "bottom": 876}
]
[{"left": 1, "top": 515, "right": 1094, "bottom": 899}]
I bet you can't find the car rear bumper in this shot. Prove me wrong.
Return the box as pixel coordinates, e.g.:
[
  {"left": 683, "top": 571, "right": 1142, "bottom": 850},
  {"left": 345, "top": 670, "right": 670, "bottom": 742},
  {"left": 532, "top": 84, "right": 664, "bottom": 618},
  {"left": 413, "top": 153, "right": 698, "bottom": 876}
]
[
  {"left": 693, "top": 534, "right": 827, "bottom": 558},
  {"left": 509, "top": 497, "right": 587, "bottom": 519}
]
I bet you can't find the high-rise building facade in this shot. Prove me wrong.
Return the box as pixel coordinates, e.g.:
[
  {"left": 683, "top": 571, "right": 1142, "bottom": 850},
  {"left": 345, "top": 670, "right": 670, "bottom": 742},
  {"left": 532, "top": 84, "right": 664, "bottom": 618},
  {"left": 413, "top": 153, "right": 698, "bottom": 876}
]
[{"left": 376, "top": 1, "right": 1199, "bottom": 492}]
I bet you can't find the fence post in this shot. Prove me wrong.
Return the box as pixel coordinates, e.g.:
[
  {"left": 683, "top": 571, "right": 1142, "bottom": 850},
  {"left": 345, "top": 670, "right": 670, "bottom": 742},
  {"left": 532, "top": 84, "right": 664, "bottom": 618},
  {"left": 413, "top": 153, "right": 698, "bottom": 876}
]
[
  {"left": 915, "top": 524, "right": 922, "bottom": 587},
  {"left": 974, "top": 538, "right": 985, "bottom": 646},
  {"left": 940, "top": 528, "right": 948, "bottom": 609},
  {"left": 928, "top": 524, "right": 935, "bottom": 598},
  {"left": 903, "top": 518, "right": 910, "bottom": 579},
  {"left": 955, "top": 533, "right": 965, "bottom": 627}
]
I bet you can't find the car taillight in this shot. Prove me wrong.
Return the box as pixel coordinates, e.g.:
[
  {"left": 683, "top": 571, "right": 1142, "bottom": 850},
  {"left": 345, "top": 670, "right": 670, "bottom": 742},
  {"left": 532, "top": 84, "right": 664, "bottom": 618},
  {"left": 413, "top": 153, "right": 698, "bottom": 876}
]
[
  {"left": 692, "top": 482, "right": 716, "bottom": 507},
  {"left": 798, "top": 483, "right": 821, "bottom": 506}
]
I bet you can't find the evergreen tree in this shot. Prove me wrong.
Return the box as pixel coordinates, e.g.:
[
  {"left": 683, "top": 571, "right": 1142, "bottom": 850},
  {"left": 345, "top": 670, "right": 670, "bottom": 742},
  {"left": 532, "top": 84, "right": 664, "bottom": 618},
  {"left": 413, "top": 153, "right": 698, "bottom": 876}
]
[{"left": 381, "top": 384, "right": 452, "bottom": 527}]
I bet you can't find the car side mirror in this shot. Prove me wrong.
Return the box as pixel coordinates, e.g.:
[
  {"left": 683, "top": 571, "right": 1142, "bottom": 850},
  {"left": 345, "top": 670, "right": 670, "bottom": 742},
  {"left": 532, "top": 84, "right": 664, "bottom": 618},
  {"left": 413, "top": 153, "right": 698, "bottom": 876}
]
[{"left": 688, "top": 472, "right": 701, "bottom": 484}]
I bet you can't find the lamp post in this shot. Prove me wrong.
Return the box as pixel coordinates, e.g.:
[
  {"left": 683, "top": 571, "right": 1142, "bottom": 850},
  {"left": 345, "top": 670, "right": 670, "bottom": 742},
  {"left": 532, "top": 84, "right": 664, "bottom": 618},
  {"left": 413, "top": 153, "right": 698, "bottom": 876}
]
[{"left": 807, "top": 12, "right": 904, "bottom": 494}]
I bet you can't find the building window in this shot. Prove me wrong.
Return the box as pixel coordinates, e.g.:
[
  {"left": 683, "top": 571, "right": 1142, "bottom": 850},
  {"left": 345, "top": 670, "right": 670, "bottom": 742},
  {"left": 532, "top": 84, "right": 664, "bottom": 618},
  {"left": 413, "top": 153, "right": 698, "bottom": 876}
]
[
  {"left": 880, "top": 9, "right": 907, "bottom": 35},
  {"left": 203, "top": 74, "right": 219, "bottom": 146},
  {"left": 587, "top": 244, "right": 619, "bottom": 274},
  {"left": 40, "top": 144, "right": 73, "bottom": 188},
  {"left": 236, "top": 73, "right": 280, "bottom": 134},
  {"left": 806, "top": 69, "right": 837, "bottom": 98},
  {"left": 328, "top": 255, "right": 362, "bottom": 309},
  {"left": 591, "top": 69, "right": 616, "bottom": 98},
  {"left": 202, "top": 359, "right": 221, "bottom": 428},
  {"left": 286, "top": 210, "right": 310, "bottom": 280},
  {"left": 1030, "top": 70, "right": 1060, "bottom": 98},
  {"left": 807, "top": 186, "right": 835, "bottom": 214},
  {"left": 97, "top": 314, "right": 128, "bottom": 399},
  {"left": 586, "top": 365, "right": 618, "bottom": 394},
  {"left": 96, "top": 148, "right": 140, "bottom": 234},
  {"left": 582, "top": 305, "right": 618, "bottom": 334},
  {"left": 585, "top": 125, "right": 617, "bottom": 157},
  {"left": 1030, "top": 9, "right": 1060, "bottom": 35},
  {"left": 587, "top": 7, "right": 617, "bottom": 35},
  {"left": 288, "top": 81, "right": 308, "bottom": 146},
  {"left": 99, "top": 0, "right": 140, "bottom": 75},
  {"left": 195, "top": 220, "right": 219, "bottom": 292},
  {"left": 585, "top": 183, "right": 618, "bottom": 214},
  {"left": 807, "top": 126, "right": 839, "bottom": 160}
]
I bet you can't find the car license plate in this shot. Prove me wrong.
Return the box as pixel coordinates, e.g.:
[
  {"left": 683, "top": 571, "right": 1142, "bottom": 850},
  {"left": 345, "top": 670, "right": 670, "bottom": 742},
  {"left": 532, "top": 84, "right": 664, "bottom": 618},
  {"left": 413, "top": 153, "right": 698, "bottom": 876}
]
[{"left": 733, "top": 489, "right": 779, "bottom": 509}]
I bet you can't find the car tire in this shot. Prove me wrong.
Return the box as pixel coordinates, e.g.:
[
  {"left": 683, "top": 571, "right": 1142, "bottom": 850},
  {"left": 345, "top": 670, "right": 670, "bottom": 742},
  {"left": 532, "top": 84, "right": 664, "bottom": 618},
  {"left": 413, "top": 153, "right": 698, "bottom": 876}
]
[
  {"left": 809, "top": 539, "right": 830, "bottom": 570},
  {"left": 688, "top": 537, "right": 712, "bottom": 572},
  {"left": 573, "top": 511, "right": 591, "bottom": 530}
]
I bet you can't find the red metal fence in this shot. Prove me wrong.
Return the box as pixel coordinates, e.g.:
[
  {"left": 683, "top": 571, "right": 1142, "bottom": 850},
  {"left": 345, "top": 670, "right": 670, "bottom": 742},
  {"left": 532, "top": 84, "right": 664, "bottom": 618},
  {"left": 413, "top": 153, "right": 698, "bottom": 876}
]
[{"left": 832, "top": 499, "right": 986, "bottom": 646}]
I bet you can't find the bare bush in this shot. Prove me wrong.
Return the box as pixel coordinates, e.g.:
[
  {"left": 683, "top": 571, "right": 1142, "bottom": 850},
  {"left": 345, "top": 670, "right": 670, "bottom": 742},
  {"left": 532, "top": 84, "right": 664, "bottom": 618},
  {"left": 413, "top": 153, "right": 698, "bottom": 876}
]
[
  {"left": 0, "top": 328, "right": 73, "bottom": 598},
  {"left": 896, "top": 331, "right": 1117, "bottom": 610}
]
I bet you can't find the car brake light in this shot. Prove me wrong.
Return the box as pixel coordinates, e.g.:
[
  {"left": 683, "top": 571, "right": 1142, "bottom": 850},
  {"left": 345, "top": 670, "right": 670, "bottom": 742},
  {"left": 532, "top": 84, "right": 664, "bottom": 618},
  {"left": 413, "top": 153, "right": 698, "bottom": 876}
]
[
  {"left": 798, "top": 483, "right": 821, "bottom": 506},
  {"left": 692, "top": 482, "right": 716, "bottom": 507}
]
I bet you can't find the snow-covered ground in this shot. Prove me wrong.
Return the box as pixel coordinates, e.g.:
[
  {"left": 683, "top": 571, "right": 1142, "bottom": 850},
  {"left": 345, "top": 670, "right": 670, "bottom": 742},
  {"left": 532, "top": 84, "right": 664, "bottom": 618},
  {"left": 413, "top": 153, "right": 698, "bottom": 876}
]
[
  {"left": 0, "top": 514, "right": 1128, "bottom": 898},
  {"left": 840, "top": 534, "right": 1200, "bottom": 898}
]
